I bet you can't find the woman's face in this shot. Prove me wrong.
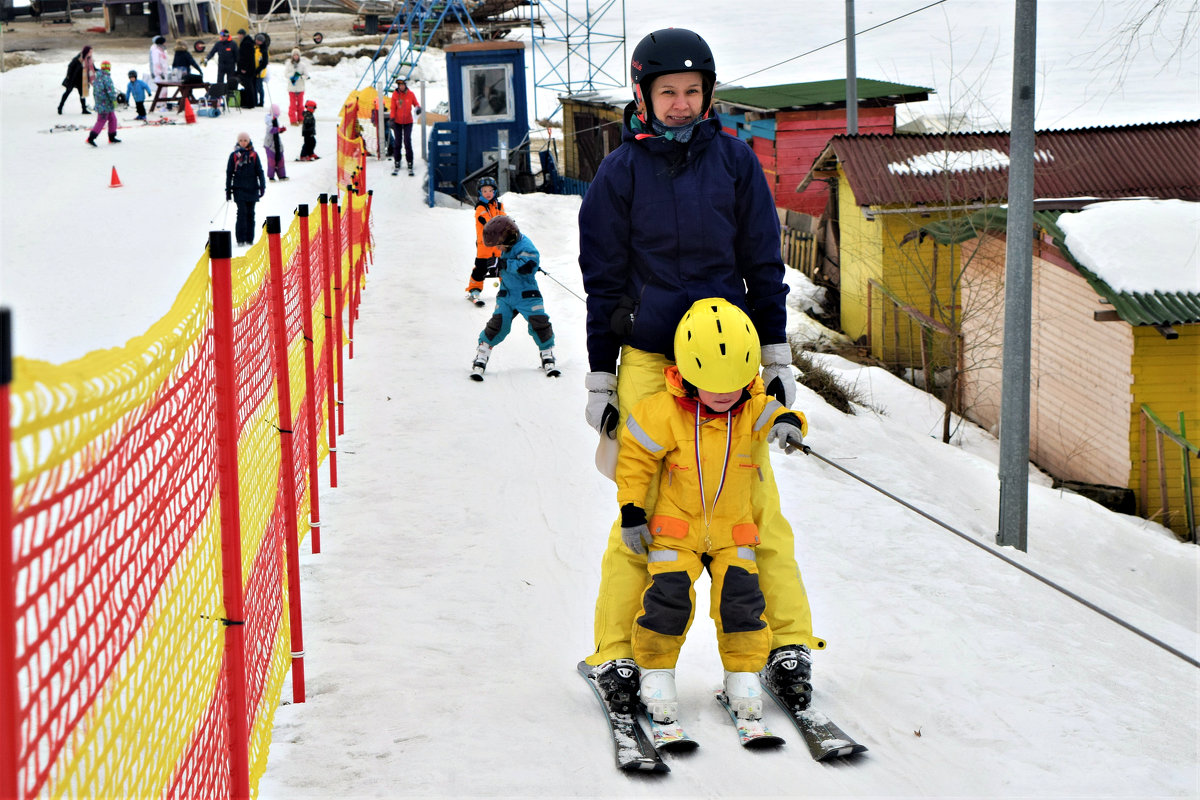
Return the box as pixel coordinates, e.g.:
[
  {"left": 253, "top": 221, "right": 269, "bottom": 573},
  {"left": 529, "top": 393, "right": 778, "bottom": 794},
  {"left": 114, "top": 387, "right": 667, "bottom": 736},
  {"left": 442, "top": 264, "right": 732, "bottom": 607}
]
[
  {"left": 644, "top": 71, "right": 705, "bottom": 127},
  {"left": 237, "top": 135, "right": 250, "bottom": 148}
]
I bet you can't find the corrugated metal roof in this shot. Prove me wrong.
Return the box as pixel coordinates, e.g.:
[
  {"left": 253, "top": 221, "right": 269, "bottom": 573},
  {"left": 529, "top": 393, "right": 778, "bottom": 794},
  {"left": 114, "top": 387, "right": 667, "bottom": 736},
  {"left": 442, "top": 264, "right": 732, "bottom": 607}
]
[
  {"left": 815, "top": 120, "right": 1200, "bottom": 206},
  {"left": 916, "top": 206, "right": 1200, "bottom": 326},
  {"left": 714, "top": 78, "right": 931, "bottom": 112}
]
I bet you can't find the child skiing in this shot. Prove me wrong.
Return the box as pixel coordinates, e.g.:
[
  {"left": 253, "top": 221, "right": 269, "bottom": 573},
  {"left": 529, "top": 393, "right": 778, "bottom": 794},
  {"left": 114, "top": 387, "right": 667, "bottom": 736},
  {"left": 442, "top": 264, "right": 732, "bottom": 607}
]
[
  {"left": 85, "top": 61, "right": 120, "bottom": 146},
  {"left": 465, "top": 176, "right": 504, "bottom": 307},
  {"left": 614, "top": 298, "right": 808, "bottom": 723},
  {"left": 387, "top": 76, "right": 421, "bottom": 175},
  {"left": 125, "top": 70, "right": 151, "bottom": 120},
  {"left": 470, "top": 215, "right": 558, "bottom": 381},
  {"left": 263, "top": 104, "right": 288, "bottom": 181},
  {"left": 299, "top": 100, "right": 318, "bottom": 161},
  {"left": 225, "top": 132, "right": 266, "bottom": 246}
]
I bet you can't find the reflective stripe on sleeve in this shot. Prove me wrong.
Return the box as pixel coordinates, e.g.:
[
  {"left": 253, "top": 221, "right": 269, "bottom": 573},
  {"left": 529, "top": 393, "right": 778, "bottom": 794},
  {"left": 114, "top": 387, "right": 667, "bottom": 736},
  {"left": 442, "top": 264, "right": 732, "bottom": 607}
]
[
  {"left": 648, "top": 550, "right": 678, "bottom": 563},
  {"left": 625, "top": 414, "right": 665, "bottom": 455},
  {"left": 754, "top": 399, "right": 784, "bottom": 432},
  {"left": 737, "top": 546, "right": 757, "bottom": 561}
]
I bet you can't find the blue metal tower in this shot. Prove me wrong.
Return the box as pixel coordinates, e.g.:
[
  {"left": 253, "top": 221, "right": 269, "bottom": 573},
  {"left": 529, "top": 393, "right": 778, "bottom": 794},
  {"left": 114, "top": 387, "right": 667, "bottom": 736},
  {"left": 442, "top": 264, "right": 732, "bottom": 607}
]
[
  {"left": 357, "top": 0, "right": 484, "bottom": 90},
  {"left": 529, "top": 0, "right": 627, "bottom": 120}
]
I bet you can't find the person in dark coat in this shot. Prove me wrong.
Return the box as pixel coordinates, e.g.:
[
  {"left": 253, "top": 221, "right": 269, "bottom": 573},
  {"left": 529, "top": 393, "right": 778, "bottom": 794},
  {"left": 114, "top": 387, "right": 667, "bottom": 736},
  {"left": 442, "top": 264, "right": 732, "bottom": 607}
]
[
  {"left": 225, "top": 132, "right": 266, "bottom": 246},
  {"left": 172, "top": 39, "right": 204, "bottom": 84},
  {"left": 58, "top": 45, "right": 93, "bottom": 115},
  {"left": 204, "top": 29, "right": 239, "bottom": 92},
  {"left": 236, "top": 29, "right": 257, "bottom": 109}
]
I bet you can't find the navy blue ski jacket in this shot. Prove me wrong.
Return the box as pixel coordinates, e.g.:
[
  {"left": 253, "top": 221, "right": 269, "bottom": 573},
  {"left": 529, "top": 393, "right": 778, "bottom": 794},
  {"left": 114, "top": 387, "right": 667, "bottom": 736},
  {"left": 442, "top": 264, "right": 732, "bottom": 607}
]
[{"left": 577, "top": 102, "right": 788, "bottom": 374}]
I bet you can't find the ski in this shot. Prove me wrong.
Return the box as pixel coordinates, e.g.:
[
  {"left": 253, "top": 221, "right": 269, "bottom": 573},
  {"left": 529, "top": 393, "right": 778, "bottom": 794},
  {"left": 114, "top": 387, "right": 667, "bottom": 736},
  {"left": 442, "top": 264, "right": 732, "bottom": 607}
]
[
  {"left": 577, "top": 661, "right": 668, "bottom": 773},
  {"left": 760, "top": 683, "right": 867, "bottom": 761},
  {"left": 643, "top": 712, "right": 698, "bottom": 753},
  {"left": 543, "top": 365, "right": 561, "bottom": 378},
  {"left": 713, "top": 690, "right": 785, "bottom": 749}
]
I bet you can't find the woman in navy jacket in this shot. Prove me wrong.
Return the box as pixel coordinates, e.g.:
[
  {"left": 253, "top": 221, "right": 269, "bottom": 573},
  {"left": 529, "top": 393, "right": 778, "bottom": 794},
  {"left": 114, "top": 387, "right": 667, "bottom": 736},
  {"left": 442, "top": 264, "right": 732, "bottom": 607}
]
[
  {"left": 225, "top": 132, "right": 266, "bottom": 246},
  {"left": 577, "top": 27, "right": 824, "bottom": 719}
]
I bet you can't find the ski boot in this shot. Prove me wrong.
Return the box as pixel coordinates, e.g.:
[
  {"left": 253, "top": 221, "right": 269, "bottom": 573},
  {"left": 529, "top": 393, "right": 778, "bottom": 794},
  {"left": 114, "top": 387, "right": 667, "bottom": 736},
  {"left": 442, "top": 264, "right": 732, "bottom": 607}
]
[
  {"left": 109, "top": 135, "right": 121, "bottom": 143},
  {"left": 86, "top": 132, "right": 98, "bottom": 147},
  {"left": 594, "top": 658, "right": 640, "bottom": 716},
  {"left": 407, "top": 162, "right": 415, "bottom": 176},
  {"left": 639, "top": 668, "right": 677, "bottom": 723},
  {"left": 540, "top": 348, "right": 560, "bottom": 378},
  {"left": 391, "top": 164, "right": 399, "bottom": 176},
  {"left": 467, "top": 288, "right": 484, "bottom": 307},
  {"left": 470, "top": 341, "right": 491, "bottom": 382},
  {"left": 724, "top": 671, "right": 765, "bottom": 720},
  {"left": 762, "top": 644, "right": 812, "bottom": 712}
]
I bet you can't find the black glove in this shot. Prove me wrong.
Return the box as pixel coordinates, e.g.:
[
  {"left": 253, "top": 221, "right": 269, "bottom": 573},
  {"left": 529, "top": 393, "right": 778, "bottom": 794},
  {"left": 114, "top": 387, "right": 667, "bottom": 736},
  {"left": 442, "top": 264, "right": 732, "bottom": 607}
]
[
  {"left": 225, "top": 190, "right": 232, "bottom": 201},
  {"left": 619, "top": 504, "right": 653, "bottom": 555},
  {"left": 516, "top": 262, "right": 536, "bottom": 274},
  {"left": 258, "top": 188, "right": 265, "bottom": 199}
]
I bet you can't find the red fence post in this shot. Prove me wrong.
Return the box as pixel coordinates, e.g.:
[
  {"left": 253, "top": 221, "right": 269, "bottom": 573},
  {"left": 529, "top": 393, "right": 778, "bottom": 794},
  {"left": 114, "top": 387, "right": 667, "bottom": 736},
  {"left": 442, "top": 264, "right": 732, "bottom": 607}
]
[
  {"left": 332, "top": 196, "right": 346, "bottom": 437},
  {"left": 296, "top": 204, "right": 322, "bottom": 554},
  {"left": 265, "top": 218, "right": 307, "bottom": 704},
  {"left": 318, "top": 194, "right": 338, "bottom": 489},
  {"left": 209, "top": 231, "right": 251, "bottom": 800},
  {"left": 347, "top": 195, "right": 356, "bottom": 362},
  {"left": 0, "top": 308, "right": 20, "bottom": 798}
]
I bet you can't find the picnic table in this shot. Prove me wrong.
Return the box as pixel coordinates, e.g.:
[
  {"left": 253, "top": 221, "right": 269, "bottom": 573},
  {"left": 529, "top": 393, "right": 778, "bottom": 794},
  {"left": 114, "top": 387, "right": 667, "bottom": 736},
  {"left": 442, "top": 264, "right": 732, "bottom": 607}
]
[{"left": 149, "top": 80, "right": 208, "bottom": 112}]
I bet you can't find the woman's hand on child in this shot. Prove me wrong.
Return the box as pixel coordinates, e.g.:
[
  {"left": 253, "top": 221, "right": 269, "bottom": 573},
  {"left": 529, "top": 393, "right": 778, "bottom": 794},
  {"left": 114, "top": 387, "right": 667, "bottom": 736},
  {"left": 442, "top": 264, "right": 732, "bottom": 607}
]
[
  {"left": 761, "top": 343, "right": 797, "bottom": 407},
  {"left": 585, "top": 371, "right": 619, "bottom": 439}
]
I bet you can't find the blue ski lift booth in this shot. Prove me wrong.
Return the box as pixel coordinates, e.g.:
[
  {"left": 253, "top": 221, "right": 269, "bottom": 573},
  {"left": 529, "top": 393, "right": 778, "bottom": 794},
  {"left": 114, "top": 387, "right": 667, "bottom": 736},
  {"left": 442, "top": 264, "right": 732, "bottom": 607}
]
[{"left": 428, "top": 41, "right": 531, "bottom": 207}]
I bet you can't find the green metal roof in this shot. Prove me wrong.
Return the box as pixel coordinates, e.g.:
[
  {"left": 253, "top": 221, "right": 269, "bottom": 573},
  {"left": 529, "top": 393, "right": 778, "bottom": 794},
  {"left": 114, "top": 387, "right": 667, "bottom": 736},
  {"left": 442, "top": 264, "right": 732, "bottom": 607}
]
[
  {"left": 917, "top": 208, "right": 1200, "bottom": 327},
  {"left": 714, "top": 78, "right": 931, "bottom": 112}
]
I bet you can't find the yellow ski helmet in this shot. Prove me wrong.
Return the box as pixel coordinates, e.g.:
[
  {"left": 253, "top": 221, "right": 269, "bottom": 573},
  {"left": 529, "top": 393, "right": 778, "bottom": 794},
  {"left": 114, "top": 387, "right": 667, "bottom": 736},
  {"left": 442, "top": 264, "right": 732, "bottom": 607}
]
[{"left": 673, "top": 298, "right": 761, "bottom": 393}]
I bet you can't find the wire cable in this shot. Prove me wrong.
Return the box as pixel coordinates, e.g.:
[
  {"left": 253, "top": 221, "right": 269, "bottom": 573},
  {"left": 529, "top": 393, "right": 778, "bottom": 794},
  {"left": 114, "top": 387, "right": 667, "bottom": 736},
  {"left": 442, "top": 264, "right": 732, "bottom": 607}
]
[{"left": 802, "top": 444, "right": 1199, "bottom": 670}]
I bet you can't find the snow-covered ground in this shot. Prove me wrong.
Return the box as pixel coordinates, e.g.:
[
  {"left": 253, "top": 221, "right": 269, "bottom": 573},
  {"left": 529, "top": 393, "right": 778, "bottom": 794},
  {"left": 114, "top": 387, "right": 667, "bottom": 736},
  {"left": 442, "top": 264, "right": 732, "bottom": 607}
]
[{"left": 1, "top": 1, "right": 1198, "bottom": 796}]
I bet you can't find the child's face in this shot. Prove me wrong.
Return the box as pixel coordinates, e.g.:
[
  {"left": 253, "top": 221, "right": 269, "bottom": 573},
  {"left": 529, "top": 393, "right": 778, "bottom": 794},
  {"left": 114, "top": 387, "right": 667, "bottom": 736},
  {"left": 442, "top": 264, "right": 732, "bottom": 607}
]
[
  {"left": 697, "top": 387, "right": 743, "bottom": 413},
  {"left": 480, "top": 186, "right": 495, "bottom": 201},
  {"left": 237, "top": 135, "right": 250, "bottom": 148},
  {"left": 644, "top": 71, "right": 705, "bottom": 127}
]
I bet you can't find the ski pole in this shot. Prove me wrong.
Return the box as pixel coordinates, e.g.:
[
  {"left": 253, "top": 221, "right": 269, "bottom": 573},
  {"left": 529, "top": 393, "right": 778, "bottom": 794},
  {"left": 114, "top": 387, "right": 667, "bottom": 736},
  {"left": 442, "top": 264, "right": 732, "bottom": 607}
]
[
  {"left": 538, "top": 268, "right": 586, "bottom": 304},
  {"left": 209, "top": 199, "right": 230, "bottom": 224}
]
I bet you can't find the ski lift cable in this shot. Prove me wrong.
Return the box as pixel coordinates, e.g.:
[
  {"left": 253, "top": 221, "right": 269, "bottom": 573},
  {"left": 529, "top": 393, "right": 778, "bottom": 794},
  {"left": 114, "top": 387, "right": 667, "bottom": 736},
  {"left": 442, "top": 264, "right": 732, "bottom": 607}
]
[
  {"left": 722, "top": 0, "right": 950, "bottom": 87},
  {"left": 800, "top": 444, "right": 1200, "bottom": 670}
]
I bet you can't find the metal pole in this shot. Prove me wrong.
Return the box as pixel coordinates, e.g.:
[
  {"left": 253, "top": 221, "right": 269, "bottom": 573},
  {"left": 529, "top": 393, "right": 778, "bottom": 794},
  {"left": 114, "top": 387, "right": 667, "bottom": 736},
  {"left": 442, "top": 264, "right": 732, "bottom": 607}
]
[
  {"left": 997, "top": 0, "right": 1037, "bottom": 551},
  {"left": 845, "top": 0, "right": 858, "bottom": 134},
  {"left": 497, "top": 129, "right": 510, "bottom": 195},
  {"left": 420, "top": 79, "right": 427, "bottom": 162}
]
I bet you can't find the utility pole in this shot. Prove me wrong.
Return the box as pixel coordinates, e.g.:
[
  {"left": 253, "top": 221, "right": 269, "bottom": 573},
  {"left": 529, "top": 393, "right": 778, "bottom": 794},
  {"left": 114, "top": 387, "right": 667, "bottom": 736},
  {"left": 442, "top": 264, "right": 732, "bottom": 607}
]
[
  {"left": 997, "top": 0, "right": 1037, "bottom": 551},
  {"left": 845, "top": 0, "right": 858, "bottom": 133}
]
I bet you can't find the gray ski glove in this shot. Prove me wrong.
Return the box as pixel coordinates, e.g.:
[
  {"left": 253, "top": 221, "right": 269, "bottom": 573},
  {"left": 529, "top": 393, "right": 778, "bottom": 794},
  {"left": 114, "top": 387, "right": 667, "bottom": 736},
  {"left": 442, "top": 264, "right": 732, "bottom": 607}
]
[
  {"left": 585, "top": 371, "right": 619, "bottom": 439},
  {"left": 761, "top": 343, "right": 797, "bottom": 408},
  {"left": 767, "top": 412, "right": 808, "bottom": 454},
  {"left": 620, "top": 504, "right": 653, "bottom": 555}
]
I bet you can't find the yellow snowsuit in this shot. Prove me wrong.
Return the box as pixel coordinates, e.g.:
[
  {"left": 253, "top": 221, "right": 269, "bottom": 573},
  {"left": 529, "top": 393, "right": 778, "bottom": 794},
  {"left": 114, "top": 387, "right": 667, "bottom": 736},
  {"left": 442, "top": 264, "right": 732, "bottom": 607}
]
[
  {"left": 617, "top": 366, "right": 807, "bottom": 672},
  {"left": 588, "top": 347, "right": 826, "bottom": 666}
]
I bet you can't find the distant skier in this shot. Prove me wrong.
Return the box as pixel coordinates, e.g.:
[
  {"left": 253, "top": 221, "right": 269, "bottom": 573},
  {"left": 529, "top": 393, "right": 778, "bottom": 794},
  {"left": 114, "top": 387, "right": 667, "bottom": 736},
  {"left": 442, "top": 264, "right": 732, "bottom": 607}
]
[
  {"left": 85, "top": 61, "right": 120, "bottom": 147},
  {"left": 615, "top": 299, "right": 807, "bottom": 723},
  {"left": 125, "top": 70, "right": 152, "bottom": 120},
  {"left": 263, "top": 103, "right": 288, "bottom": 181},
  {"left": 464, "top": 176, "right": 504, "bottom": 306},
  {"left": 298, "top": 100, "right": 318, "bottom": 161},
  {"left": 203, "top": 29, "right": 239, "bottom": 94},
  {"left": 225, "top": 132, "right": 266, "bottom": 246},
  {"left": 284, "top": 48, "right": 311, "bottom": 125},
  {"left": 469, "top": 215, "right": 557, "bottom": 381},
  {"left": 387, "top": 76, "right": 421, "bottom": 175}
]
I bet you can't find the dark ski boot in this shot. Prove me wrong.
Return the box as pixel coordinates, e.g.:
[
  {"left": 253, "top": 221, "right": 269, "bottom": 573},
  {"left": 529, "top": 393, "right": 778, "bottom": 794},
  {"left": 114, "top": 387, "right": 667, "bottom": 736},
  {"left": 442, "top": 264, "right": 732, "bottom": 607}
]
[
  {"left": 763, "top": 644, "right": 813, "bottom": 711},
  {"left": 594, "top": 658, "right": 640, "bottom": 715}
]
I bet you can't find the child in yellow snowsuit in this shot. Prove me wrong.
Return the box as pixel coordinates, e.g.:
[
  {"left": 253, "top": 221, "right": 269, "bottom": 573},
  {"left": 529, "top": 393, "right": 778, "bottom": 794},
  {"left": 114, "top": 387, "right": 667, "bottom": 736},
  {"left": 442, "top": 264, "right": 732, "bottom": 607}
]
[{"left": 615, "top": 299, "right": 808, "bottom": 723}]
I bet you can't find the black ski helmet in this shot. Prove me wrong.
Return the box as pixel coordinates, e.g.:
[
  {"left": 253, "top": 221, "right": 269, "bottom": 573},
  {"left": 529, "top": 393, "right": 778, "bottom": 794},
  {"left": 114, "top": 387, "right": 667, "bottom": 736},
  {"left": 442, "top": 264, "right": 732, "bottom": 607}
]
[
  {"left": 478, "top": 176, "right": 498, "bottom": 191},
  {"left": 630, "top": 28, "right": 716, "bottom": 114},
  {"left": 482, "top": 215, "right": 520, "bottom": 248}
]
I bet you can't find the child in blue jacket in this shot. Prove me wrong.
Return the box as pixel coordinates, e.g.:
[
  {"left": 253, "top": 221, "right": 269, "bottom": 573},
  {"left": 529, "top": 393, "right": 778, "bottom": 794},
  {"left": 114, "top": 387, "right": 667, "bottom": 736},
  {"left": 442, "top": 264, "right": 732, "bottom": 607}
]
[
  {"left": 469, "top": 215, "right": 558, "bottom": 381},
  {"left": 125, "top": 70, "right": 152, "bottom": 120}
]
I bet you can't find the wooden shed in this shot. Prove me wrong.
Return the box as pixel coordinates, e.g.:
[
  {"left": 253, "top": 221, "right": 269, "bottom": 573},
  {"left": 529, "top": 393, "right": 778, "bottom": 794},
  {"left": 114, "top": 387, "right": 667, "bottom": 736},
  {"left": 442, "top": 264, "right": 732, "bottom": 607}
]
[
  {"left": 957, "top": 206, "right": 1198, "bottom": 540},
  {"left": 713, "top": 78, "right": 931, "bottom": 217}
]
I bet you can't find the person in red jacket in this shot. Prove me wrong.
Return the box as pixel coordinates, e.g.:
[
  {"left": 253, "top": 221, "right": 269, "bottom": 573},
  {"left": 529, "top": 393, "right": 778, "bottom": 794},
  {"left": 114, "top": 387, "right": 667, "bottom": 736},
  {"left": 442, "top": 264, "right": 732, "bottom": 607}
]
[{"left": 387, "top": 76, "right": 421, "bottom": 175}]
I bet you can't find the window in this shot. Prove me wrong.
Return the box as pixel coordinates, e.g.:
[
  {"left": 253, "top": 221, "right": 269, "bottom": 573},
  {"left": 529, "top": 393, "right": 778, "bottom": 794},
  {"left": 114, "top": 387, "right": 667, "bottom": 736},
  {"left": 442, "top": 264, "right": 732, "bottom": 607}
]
[{"left": 463, "top": 64, "right": 513, "bottom": 123}]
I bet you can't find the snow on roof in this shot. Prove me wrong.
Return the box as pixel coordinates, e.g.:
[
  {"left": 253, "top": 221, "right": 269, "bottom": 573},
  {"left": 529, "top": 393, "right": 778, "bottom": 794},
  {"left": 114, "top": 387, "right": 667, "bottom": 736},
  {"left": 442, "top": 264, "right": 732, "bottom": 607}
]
[{"left": 1057, "top": 199, "right": 1200, "bottom": 294}]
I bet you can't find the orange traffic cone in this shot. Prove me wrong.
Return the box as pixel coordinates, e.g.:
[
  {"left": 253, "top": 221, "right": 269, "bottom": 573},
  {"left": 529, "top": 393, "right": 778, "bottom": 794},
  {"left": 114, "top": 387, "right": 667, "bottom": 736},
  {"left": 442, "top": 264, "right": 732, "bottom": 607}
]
[
  {"left": 183, "top": 97, "right": 196, "bottom": 124},
  {"left": 109, "top": 166, "right": 122, "bottom": 188}
]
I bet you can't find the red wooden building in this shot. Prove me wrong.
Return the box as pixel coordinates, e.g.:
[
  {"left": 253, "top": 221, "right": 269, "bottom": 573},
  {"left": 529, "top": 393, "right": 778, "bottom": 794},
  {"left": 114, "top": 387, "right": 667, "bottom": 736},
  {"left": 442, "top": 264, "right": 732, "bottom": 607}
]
[{"left": 713, "top": 78, "right": 931, "bottom": 217}]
